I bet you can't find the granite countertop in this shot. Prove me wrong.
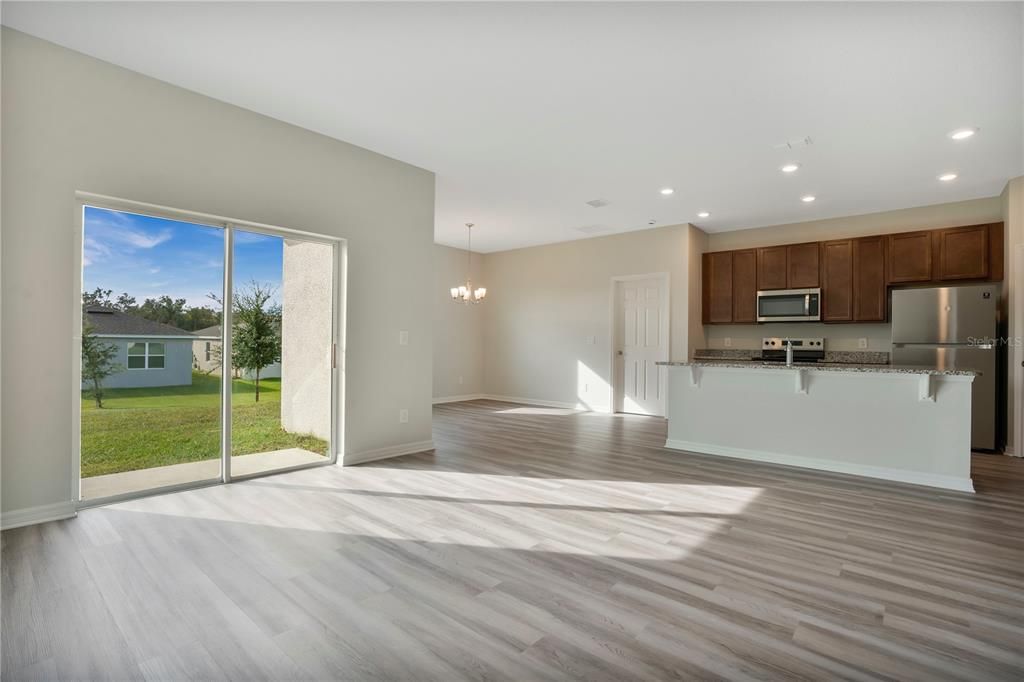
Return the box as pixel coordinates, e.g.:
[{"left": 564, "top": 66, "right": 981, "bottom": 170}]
[{"left": 657, "top": 359, "right": 977, "bottom": 376}]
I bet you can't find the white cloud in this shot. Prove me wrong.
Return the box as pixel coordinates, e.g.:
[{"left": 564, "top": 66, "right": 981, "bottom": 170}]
[{"left": 117, "top": 228, "right": 172, "bottom": 249}]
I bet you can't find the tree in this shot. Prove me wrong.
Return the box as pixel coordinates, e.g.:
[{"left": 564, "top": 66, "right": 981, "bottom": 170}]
[
  {"left": 136, "top": 295, "right": 188, "bottom": 327},
  {"left": 81, "top": 323, "right": 122, "bottom": 408},
  {"left": 83, "top": 288, "right": 136, "bottom": 312},
  {"left": 230, "top": 281, "right": 281, "bottom": 402}
]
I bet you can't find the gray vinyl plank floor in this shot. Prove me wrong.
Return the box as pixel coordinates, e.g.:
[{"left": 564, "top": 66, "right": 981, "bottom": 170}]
[{"left": 3, "top": 399, "right": 1023, "bottom": 680}]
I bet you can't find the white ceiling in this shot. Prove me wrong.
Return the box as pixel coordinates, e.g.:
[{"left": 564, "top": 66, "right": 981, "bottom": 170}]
[{"left": 3, "top": 2, "right": 1022, "bottom": 252}]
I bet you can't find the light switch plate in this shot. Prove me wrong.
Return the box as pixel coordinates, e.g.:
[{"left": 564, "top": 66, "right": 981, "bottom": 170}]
[
  {"left": 399, "top": 409, "right": 409, "bottom": 423},
  {"left": 724, "top": 337, "right": 732, "bottom": 347},
  {"left": 399, "top": 330, "right": 409, "bottom": 346},
  {"left": 585, "top": 335, "right": 596, "bottom": 345}
]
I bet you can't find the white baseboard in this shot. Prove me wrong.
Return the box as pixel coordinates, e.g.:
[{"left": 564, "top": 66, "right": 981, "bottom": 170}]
[
  {"left": 433, "top": 392, "right": 615, "bottom": 412},
  {"left": 2, "top": 501, "right": 78, "bottom": 531},
  {"left": 664, "top": 439, "right": 975, "bottom": 493},
  {"left": 432, "top": 393, "right": 486, "bottom": 404},
  {"left": 480, "top": 394, "right": 588, "bottom": 410},
  {"left": 1004, "top": 446, "right": 1021, "bottom": 458},
  {"left": 343, "top": 440, "right": 435, "bottom": 466}
]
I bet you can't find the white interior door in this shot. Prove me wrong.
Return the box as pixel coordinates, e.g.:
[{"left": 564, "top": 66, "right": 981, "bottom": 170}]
[{"left": 615, "top": 276, "right": 668, "bottom": 416}]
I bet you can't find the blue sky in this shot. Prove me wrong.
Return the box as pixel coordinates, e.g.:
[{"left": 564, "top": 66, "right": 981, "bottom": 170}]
[{"left": 83, "top": 206, "right": 283, "bottom": 308}]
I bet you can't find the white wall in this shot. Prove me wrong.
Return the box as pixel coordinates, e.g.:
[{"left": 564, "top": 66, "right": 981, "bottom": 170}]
[
  {"left": 433, "top": 244, "right": 485, "bottom": 400},
  {"left": 1, "top": 29, "right": 435, "bottom": 516},
  {"left": 1002, "top": 177, "right": 1024, "bottom": 452},
  {"left": 480, "top": 223, "right": 703, "bottom": 411},
  {"left": 703, "top": 197, "right": 1006, "bottom": 353}
]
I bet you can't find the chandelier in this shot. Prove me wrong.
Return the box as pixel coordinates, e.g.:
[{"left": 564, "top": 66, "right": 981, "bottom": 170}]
[{"left": 450, "top": 223, "right": 487, "bottom": 304}]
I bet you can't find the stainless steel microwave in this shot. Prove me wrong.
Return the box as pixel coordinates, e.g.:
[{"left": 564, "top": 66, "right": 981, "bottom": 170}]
[{"left": 756, "top": 288, "right": 821, "bottom": 322}]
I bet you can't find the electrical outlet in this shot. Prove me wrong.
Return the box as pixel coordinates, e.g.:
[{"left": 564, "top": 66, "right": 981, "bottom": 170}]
[
  {"left": 399, "top": 330, "right": 409, "bottom": 346},
  {"left": 585, "top": 335, "right": 596, "bottom": 345},
  {"left": 399, "top": 409, "right": 409, "bottom": 423},
  {"left": 724, "top": 337, "right": 732, "bottom": 347},
  {"left": 858, "top": 338, "right": 868, "bottom": 349},
  {"left": 458, "top": 375, "right": 464, "bottom": 385}
]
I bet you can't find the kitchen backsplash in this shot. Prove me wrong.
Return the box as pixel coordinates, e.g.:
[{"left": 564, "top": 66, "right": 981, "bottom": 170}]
[
  {"left": 694, "top": 348, "right": 890, "bottom": 365},
  {"left": 703, "top": 322, "right": 893, "bottom": 352}
]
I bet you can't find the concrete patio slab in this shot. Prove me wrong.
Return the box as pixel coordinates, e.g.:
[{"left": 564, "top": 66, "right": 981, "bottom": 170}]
[{"left": 81, "top": 448, "right": 328, "bottom": 500}]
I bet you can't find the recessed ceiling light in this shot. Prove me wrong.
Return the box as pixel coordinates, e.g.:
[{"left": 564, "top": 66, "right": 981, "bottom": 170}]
[
  {"left": 697, "top": 211, "right": 710, "bottom": 218},
  {"left": 660, "top": 188, "right": 675, "bottom": 195},
  {"left": 801, "top": 195, "right": 816, "bottom": 203},
  {"left": 948, "top": 128, "right": 978, "bottom": 141},
  {"left": 938, "top": 172, "right": 958, "bottom": 182},
  {"left": 780, "top": 163, "right": 800, "bottom": 173}
]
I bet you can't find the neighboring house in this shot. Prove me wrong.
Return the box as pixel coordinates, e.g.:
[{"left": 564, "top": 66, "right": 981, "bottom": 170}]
[
  {"left": 83, "top": 307, "right": 195, "bottom": 389},
  {"left": 191, "top": 324, "right": 282, "bottom": 380},
  {"left": 191, "top": 325, "right": 222, "bottom": 374}
]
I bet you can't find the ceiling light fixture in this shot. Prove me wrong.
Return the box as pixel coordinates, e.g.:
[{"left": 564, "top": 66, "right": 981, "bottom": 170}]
[
  {"left": 780, "top": 163, "right": 800, "bottom": 173},
  {"left": 801, "top": 195, "right": 816, "bottom": 203},
  {"left": 450, "top": 223, "right": 486, "bottom": 304},
  {"left": 948, "top": 128, "right": 978, "bottom": 141},
  {"left": 938, "top": 173, "right": 958, "bottom": 182},
  {"left": 697, "top": 211, "right": 711, "bottom": 218},
  {"left": 660, "top": 188, "right": 675, "bottom": 195}
]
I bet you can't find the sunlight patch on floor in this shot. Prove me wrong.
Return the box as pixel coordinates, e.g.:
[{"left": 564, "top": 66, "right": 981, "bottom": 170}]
[{"left": 103, "top": 467, "right": 764, "bottom": 559}]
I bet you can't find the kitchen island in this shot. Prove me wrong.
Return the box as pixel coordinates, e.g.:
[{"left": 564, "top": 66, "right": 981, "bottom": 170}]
[{"left": 659, "top": 360, "right": 977, "bottom": 492}]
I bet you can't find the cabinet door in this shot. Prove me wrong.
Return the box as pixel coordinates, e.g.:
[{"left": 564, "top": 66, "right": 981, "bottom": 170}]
[
  {"left": 936, "top": 224, "right": 989, "bottom": 280},
  {"left": 821, "top": 240, "right": 853, "bottom": 322},
  {"left": 853, "top": 236, "right": 887, "bottom": 321},
  {"left": 888, "top": 231, "right": 932, "bottom": 283},
  {"left": 787, "top": 242, "right": 820, "bottom": 288},
  {"left": 703, "top": 252, "right": 733, "bottom": 324},
  {"left": 757, "top": 246, "right": 788, "bottom": 290},
  {"left": 732, "top": 250, "right": 757, "bottom": 323}
]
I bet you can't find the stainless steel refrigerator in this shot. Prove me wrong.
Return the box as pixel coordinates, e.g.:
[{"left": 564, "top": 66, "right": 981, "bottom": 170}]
[{"left": 891, "top": 283, "right": 1001, "bottom": 451}]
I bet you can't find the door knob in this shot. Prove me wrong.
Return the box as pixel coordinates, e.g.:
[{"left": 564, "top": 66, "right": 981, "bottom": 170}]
[{"left": 617, "top": 350, "right": 623, "bottom": 356}]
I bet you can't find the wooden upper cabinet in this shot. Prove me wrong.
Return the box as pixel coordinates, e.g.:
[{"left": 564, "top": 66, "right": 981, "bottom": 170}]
[
  {"left": 821, "top": 240, "right": 853, "bottom": 322},
  {"left": 757, "top": 246, "right": 788, "bottom": 290},
  {"left": 703, "top": 251, "right": 733, "bottom": 324},
  {"left": 935, "top": 224, "right": 989, "bottom": 281},
  {"left": 787, "top": 242, "right": 820, "bottom": 288},
  {"left": 853, "top": 236, "right": 887, "bottom": 322},
  {"left": 888, "top": 231, "right": 933, "bottom": 283},
  {"left": 732, "top": 250, "right": 758, "bottom": 323}
]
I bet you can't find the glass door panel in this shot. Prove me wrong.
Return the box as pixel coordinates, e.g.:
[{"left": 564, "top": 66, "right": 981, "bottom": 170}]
[
  {"left": 80, "top": 206, "right": 224, "bottom": 501},
  {"left": 229, "top": 230, "right": 333, "bottom": 477}
]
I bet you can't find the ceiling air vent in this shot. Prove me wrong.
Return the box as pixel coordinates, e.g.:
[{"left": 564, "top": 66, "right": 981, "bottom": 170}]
[
  {"left": 575, "top": 224, "right": 610, "bottom": 235},
  {"left": 585, "top": 198, "right": 610, "bottom": 209}
]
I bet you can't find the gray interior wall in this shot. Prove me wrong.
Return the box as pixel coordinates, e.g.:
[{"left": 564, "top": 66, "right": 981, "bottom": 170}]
[
  {"left": 1, "top": 28, "right": 435, "bottom": 514},
  {"left": 433, "top": 244, "right": 485, "bottom": 399},
  {"left": 480, "top": 224, "right": 699, "bottom": 410}
]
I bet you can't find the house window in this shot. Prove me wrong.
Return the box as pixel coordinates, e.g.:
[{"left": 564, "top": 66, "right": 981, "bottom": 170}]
[
  {"left": 205, "top": 342, "right": 211, "bottom": 362},
  {"left": 127, "top": 341, "right": 166, "bottom": 370}
]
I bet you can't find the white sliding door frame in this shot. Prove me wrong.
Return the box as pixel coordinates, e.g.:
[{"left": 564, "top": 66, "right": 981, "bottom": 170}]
[{"left": 72, "top": 192, "right": 345, "bottom": 508}]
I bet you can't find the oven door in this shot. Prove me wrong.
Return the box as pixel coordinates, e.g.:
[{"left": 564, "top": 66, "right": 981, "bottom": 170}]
[{"left": 757, "top": 288, "right": 821, "bottom": 322}]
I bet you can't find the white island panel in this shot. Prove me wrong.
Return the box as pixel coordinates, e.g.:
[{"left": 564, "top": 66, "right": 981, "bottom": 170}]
[{"left": 664, "top": 365, "right": 975, "bottom": 492}]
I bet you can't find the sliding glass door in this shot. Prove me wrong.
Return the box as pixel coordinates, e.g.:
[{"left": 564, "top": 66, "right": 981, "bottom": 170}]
[
  {"left": 79, "top": 207, "right": 225, "bottom": 501},
  {"left": 79, "top": 202, "right": 338, "bottom": 503}
]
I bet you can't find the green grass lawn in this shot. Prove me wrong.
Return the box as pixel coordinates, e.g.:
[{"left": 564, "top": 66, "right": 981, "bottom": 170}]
[{"left": 81, "top": 372, "right": 328, "bottom": 478}]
